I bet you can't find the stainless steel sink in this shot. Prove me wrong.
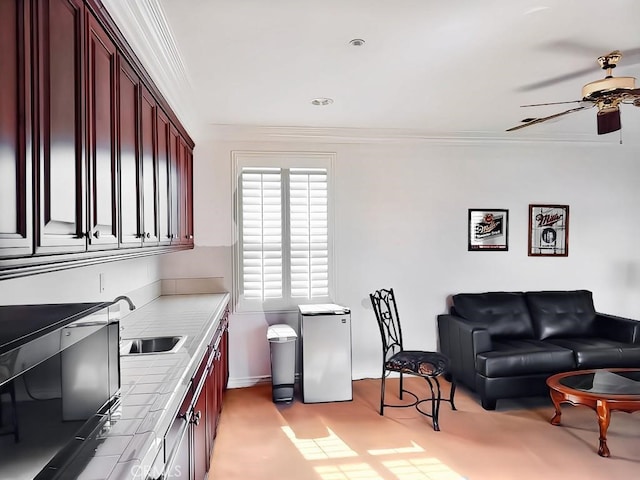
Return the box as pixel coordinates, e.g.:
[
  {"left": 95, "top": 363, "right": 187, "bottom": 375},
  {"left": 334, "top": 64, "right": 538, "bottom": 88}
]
[{"left": 120, "top": 336, "right": 186, "bottom": 355}]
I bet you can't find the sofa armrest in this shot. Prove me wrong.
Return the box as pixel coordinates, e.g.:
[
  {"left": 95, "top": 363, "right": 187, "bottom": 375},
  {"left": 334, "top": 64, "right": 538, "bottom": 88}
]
[
  {"left": 594, "top": 313, "right": 640, "bottom": 344},
  {"left": 437, "top": 314, "right": 492, "bottom": 389}
]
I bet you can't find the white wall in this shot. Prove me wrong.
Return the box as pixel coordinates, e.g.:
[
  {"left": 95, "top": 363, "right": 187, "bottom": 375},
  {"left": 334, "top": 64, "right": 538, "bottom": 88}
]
[{"left": 164, "top": 128, "right": 640, "bottom": 386}]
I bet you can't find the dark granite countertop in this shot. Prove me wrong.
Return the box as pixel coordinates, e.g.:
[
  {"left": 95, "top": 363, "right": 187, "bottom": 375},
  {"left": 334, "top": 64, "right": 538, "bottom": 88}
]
[{"left": 0, "top": 302, "right": 109, "bottom": 356}]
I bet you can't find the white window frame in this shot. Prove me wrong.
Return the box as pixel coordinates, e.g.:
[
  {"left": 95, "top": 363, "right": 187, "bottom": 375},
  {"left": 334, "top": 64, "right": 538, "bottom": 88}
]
[{"left": 232, "top": 151, "right": 336, "bottom": 313}]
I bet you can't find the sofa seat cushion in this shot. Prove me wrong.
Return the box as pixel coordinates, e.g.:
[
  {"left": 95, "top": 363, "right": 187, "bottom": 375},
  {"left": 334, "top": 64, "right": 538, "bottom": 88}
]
[
  {"left": 476, "top": 339, "right": 575, "bottom": 377},
  {"left": 545, "top": 338, "right": 640, "bottom": 369},
  {"left": 526, "top": 290, "right": 597, "bottom": 340},
  {"left": 452, "top": 292, "right": 535, "bottom": 339}
]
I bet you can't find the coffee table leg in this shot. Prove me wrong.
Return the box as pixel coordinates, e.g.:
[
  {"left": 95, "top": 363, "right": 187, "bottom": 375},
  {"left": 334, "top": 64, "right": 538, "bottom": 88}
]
[
  {"left": 549, "top": 389, "right": 564, "bottom": 425},
  {"left": 596, "top": 399, "right": 611, "bottom": 457}
]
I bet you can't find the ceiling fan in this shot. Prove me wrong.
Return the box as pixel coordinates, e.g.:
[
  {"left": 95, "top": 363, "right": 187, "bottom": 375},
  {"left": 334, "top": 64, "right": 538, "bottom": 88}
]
[{"left": 507, "top": 51, "right": 640, "bottom": 135}]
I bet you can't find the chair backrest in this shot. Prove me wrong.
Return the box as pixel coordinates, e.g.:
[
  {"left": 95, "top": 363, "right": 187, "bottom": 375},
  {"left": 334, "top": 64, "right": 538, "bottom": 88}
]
[{"left": 370, "top": 288, "right": 403, "bottom": 360}]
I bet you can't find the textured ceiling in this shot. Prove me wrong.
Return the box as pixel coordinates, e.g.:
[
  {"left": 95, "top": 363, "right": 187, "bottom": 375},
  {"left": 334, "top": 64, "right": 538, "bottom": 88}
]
[{"left": 105, "top": 0, "right": 640, "bottom": 143}]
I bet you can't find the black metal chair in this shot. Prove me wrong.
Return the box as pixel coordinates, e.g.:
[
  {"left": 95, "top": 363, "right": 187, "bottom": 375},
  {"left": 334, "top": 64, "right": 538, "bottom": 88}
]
[{"left": 370, "top": 288, "right": 456, "bottom": 431}]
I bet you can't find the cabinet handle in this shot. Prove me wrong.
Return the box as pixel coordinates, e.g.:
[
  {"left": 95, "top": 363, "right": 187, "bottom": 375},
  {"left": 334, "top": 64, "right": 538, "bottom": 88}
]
[
  {"left": 146, "top": 232, "right": 151, "bottom": 239},
  {"left": 93, "top": 230, "right": 101, "bottom": 239},
  {"left": 191, "top": 410, "right": 201, "bottom": 426}
]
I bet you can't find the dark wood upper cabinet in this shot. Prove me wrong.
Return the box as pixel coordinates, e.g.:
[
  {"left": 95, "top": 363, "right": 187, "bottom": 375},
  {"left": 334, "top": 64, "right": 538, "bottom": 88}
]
[
  {"left": 0, "top": 0, "right": 33, "bottom": 258},
  {"left": 0, "top": 0, "right": 194, "bottom": 279},
  {"left": 117, "top": 58, "right": 143, "bottom": 248},
  {"left": 86, "top": 11, "right": 118, "bottom": 250},
  {"left": 34, "top": 0, "right": 87, "bottom": 254},
  {"left": 140, "top": 86, "right": 159, "bottom": 246}
]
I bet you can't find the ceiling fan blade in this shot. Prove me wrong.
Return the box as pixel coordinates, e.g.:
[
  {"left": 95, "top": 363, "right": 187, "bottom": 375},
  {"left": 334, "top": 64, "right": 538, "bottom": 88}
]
[
  {"left": 506, "top": 106, "right": 590, "bottom": 132},
  {"left": 516, "top": 68, "right": 595, "bottom": 92},
  {"left": 597, "top": 108, "right": 621, "bottom": 135},
  {"left": 517, "top": 42, "right": 640, "bottom": 92},
  {"left": 521, "top": 100, "right": 585, "bottom": 107},
  {"left": 544, "top": 41, "right": 640, "bottom": 65}
]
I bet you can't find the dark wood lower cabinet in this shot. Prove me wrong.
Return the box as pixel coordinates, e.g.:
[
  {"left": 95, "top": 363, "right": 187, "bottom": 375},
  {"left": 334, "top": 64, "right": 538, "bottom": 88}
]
[{"left": 163, "top": 317, "right": 229, "bottom": 480}]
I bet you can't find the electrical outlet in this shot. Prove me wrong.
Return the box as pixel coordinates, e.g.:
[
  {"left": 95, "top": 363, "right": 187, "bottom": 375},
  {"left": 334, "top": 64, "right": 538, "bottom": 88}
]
[{"left": 99, "top": 273, "right": 106, "bottom": 293}]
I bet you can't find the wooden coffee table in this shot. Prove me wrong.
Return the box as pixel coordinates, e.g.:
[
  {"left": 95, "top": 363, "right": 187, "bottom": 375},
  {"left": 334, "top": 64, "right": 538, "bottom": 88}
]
[{"left": 546, "top": 368, "right": 640, "bottom": 457}]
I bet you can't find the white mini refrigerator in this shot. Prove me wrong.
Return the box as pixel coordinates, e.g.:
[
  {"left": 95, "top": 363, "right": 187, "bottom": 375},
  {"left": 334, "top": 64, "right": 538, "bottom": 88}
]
[{"left": 299, "top": 304, "right": 352, "bottom": 403}]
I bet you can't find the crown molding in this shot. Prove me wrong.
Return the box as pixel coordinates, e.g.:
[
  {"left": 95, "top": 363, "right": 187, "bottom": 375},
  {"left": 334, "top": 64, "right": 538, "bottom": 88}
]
[
  {"left": 207, "top": 124, "right": 636, "bottom": 147},
  {"left": 100, "top": 0, "right": 202, "bottom": 138}
]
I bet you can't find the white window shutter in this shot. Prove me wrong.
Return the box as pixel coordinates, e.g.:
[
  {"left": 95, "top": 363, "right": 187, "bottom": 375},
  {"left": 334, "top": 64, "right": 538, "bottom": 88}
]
[
  {"left": 241, "top": 170, "right": 283, "bottom": 300},
  {"left": 289, "top": 168, "right": 329, "bottom": 299}
]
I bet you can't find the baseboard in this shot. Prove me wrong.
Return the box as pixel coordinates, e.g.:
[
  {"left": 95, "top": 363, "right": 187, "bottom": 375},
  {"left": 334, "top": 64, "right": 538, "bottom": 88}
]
[
  {"left": 227, "top": 375, "right": 273, "bottom": 389},
  {"left": 226, "top": 373, "right": 389, "bottom": 389}
]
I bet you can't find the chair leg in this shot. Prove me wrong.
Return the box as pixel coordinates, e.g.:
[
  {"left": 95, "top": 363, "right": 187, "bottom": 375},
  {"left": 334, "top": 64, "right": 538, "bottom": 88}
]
[
  {"left": 424, "top": 377, "right": 442, "bottom": 432},
  {"left": 399, "top": 372, "right": 404, "bottom": 400},
  {"left": 379, "top": 369, "right": 386, "bottom": 416},
  {"left": 449, "top": 377, "right": 457, "bottom": 411}
]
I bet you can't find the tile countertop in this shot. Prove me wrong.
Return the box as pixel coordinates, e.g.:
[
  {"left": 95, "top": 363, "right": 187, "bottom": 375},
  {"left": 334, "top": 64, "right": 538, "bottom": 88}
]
[{"left": 57, "top": 293, "right": 230, "bottom": 480}]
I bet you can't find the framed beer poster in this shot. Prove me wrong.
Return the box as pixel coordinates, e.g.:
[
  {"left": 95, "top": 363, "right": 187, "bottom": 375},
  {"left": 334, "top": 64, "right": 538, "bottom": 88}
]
[
  {"left": 468, "top": 209, "right": 509, "bottom": 251},
  {"left": 528, "top": 204, "right": 569, "bottom": 257}
]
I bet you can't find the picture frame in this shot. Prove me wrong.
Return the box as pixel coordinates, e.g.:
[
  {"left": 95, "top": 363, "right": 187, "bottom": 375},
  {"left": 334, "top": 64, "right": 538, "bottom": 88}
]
[
  {"left": 468, "top": 209, "right": 509, "bottom": 251},
  {"left": 528, "top": 204, "right": 569, "bottom": 257}
]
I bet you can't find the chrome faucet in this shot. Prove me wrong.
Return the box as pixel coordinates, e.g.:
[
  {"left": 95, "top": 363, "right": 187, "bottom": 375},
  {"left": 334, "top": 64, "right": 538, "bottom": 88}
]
[{"left": 111, "top": 295, "right": 136, "bottom": 311}]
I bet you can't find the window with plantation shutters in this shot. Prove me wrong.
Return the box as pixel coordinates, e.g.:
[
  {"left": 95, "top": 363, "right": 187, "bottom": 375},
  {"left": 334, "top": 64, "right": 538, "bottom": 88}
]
[
  {"left": 289, "top": 169, "right": 329, "bottom": 299},
  {"left": 233, "top": 152, "right": 334, "bottom": 312},
  {"left": 241, "top": 169, "right": 283, "bottom": 300}
]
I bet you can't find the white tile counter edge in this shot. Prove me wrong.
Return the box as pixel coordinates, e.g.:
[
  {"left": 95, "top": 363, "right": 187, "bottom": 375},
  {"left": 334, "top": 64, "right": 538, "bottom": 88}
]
[{"left": 80, "top": 293, "right": 230, "bottom": 480}]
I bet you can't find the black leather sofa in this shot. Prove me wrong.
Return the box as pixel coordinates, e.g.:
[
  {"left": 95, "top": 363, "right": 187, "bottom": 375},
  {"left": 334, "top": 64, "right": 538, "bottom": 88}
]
[{"left": 437, "top": 290, "right": 640, "bottom": 410}]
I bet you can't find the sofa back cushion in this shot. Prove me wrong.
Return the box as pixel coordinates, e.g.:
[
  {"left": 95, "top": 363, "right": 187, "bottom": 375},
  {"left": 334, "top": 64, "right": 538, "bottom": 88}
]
[
  {"left": 525, "top": 290, "right": 597, "bottom": 340},
  {"left": 451, "top": 292, "right": 534, "bottom": 339}
]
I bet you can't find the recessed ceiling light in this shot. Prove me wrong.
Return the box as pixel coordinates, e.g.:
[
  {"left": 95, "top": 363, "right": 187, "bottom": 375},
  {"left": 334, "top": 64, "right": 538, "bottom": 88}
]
[
  {"left": 349, "top": 38, "right": 365, "bottom": 47},
  {"left": 311, "top": 98, "right": 333, "bottom": 106}
]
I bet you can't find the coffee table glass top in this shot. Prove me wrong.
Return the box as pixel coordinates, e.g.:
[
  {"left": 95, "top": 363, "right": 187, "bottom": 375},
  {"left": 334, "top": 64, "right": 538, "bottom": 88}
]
[{"left": 559, "top": 369, "right": 640, "bottom": 395}]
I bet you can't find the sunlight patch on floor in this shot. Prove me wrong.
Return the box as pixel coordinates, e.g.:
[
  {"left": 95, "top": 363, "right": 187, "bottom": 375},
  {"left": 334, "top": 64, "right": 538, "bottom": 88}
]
[
  {"left": 281, "top": 426, "right": 358, "bottom": 460},
  {"left": 367, "top": 442, "right": 424, "bottom": 456},
  {"left": 281, "top": 426, "right": 465, "bottom": 480},
  {"left": 382, "top": 457, "right": 463, "bottom": 480},
  {"left": 314, "top": 463, "right": 383, "bottom": 480}
]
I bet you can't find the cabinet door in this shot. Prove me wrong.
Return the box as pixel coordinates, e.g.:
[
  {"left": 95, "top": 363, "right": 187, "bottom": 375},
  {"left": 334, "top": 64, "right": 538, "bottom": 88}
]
[
  {"left": 35, "top": 0, "right": 87, "bottom": 253},
  {"left": 86, "top": 12, "right": 118, "bottom": 250},
  {"left": 140, "top": 86, "right": 159, "bottom": 245},
  {"left": 117, "top": 58, "right": 143, "bottom": 247},
  {"left": 192, "top": 381, "right": 208, "bottom": 480},
  {"left": 156, "top": 109, "right": 172, "bottom": 244},
  {"left": 179, "top": 140, "right": 194, "bottom": 245},
  {"left": 168, "top": 125, "right": 181, "bottom": 245},
  {"left": 0, "top": 0, "right": 33, "bottom": 257}
]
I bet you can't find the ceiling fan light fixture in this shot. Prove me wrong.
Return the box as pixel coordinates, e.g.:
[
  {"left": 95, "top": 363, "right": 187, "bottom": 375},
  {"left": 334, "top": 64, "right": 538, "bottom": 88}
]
[
  {"left": 349, "top": 38, "right": 365, "bottom": 47},
  {"left": 582, "top": 76, "right": 636, "bottom": 100},
  {"left": 597, "top": 107, "right": 621, "bottom": 135}
]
